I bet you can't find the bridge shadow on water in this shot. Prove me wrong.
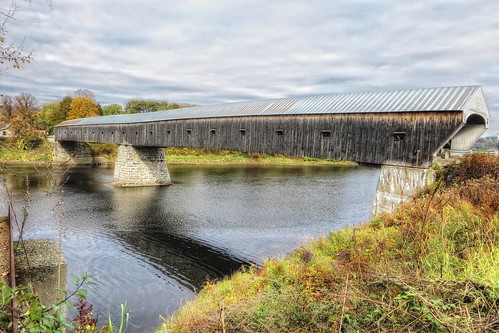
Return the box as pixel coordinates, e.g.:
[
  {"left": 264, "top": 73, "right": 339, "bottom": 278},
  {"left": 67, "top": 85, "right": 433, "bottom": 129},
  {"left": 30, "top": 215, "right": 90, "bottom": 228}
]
[
  {"left": 113, "top": 230, "right": 250, "bottom": 290},
  {"left": 76, "top": 168, "right": 254, "bottom": 291}
]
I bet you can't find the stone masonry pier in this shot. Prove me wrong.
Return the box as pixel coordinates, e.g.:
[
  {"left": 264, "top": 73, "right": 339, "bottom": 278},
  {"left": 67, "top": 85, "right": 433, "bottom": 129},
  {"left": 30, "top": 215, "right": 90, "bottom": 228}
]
[
  {"left": 52, "top": 141, "right": 93, "bottom": 165},
  {"left": 113, "top": 145, "right": 171, "bottom": 187}
]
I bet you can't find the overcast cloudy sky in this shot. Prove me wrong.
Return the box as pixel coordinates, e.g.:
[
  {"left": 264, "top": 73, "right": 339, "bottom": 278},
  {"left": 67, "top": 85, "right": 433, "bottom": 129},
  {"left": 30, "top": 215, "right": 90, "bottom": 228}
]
[{"left": 1, "top": 0, "right": 498, "bottom": 135}]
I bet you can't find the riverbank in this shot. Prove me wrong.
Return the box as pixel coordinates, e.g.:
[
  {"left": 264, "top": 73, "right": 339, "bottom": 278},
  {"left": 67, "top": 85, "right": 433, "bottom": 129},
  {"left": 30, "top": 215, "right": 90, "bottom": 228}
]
[
  {"left": 164, "top": 147, "right": 357, "bottom": 166},
  {"left": 159, "top": 154, "right": 499, "bottom": 333},
  {"left": 0, "top": 140, "right": 53, "bottom": 163},
  {"left": 0, "top": 141, "right": 358, "bottom": 167}
]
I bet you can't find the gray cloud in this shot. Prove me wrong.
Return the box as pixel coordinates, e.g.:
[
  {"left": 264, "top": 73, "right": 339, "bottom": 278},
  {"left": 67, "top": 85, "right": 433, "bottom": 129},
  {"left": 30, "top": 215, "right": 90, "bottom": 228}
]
[{"left": 1, "top": 0, "right": 498, "bottom": 135}]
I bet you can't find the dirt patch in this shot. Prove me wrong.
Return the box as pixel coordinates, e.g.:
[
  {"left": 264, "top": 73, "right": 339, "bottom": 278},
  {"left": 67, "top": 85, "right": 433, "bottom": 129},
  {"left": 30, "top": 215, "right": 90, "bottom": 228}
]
[{"left": 0, "top": 216, "right": 10, "bottom": 284}]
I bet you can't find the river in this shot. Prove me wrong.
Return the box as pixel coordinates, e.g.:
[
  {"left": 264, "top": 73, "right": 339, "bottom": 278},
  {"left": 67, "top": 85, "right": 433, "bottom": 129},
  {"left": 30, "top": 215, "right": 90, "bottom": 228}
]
[{"left": 0, "top": 164, "right": 380, "bottom": 332}]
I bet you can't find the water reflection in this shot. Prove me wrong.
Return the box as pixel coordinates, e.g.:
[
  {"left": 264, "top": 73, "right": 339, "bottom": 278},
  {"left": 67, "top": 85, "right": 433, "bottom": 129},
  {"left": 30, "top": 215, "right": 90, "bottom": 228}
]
[
  {"left": 0, "top": 164, "right": 380, "bottom": 332},
  {"left": 109, "top": 185, "right": 250, "bottom": 289}
]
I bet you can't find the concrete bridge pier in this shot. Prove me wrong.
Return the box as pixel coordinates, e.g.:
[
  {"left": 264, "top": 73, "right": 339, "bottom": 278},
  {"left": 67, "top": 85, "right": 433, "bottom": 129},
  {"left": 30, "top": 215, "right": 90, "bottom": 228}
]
[
  {"left": 372, "top": 165, "right": 435, "bottom": 216},
  {"left": 113, "top": 145, "right": 171, "bottom": 187}
]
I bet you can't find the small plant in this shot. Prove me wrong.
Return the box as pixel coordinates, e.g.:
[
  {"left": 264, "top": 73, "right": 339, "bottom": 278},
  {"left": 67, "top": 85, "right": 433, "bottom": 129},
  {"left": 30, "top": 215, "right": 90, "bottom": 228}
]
[
  {"left": 72, "top": 298, "right": 97, "bottom": 333},
  {"left": 0, "top": 281, "right": 70, "bottom": 332},
  {"left": 0, "top": 273, "right": 131, "bottom": 333},
  {"left": 0, "top": 273, "right": 97, "bottom": 333}
]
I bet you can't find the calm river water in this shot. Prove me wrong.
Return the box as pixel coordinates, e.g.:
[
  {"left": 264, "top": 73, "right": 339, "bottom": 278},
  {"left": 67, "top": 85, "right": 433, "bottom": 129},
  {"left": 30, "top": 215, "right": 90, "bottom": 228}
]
[{"left": 1, "top": 164, "right": 379, "bottom": 332}]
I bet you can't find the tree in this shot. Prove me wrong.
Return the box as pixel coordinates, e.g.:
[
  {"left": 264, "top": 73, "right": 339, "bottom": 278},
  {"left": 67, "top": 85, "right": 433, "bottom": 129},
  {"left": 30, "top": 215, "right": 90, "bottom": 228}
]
[
  {"left": 67, "top": 97, "right": 100, "bottom": 120},
  {"left": 102, "top": 104, "right": 124, "bottom": 115},
  {"left": 0, "top": 95, "right": 14, "bottom": 123},
  {"left": 9, "top": 92, "right": 43, "bottom": 149},
  {"left": 37, "top": 101, "right": 60, "bottom": 134},
  {"left": 52, "top": 95, "right": 73, "bottom": 123},
  {"left": 472, "top": 136, "right": 499, "bottom": 151},
  {"left": 125, "top": 100, "right": 158, "bottom": 113},
  {"left": 0, "top": 1, "right": 33, "bottom": 71},
  {"left": 124, "top": 99, "right": 189, "bottom": 114},
  {"left": 74, "top": 89, "right": 96, "bottom": 103}
]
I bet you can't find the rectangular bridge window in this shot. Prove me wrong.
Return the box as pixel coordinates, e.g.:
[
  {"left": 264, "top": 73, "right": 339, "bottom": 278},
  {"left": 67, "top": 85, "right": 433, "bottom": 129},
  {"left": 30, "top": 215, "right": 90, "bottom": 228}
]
[
  {"left": 393, "top": 131, "right": 405, "bottom": 142},
  {"left": 186, "top": 129, "right": 192, "bottom": 135},
  {"left": 321, "top": 130, "right": 331, "bottom": 138},
  {"left": 210, "top": 129, "right": 216, "bottom": 135},
  {"left": 276, "top": 129, "right": 284, "bottom": 136},
  {"left": 240, "top": 129, "right": 246, "bottom": 136}
]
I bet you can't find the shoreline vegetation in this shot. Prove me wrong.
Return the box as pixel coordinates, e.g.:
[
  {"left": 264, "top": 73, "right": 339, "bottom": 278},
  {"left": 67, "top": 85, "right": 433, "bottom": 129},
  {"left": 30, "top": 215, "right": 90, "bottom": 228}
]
[
  {"left": 158, "top": 154, "right": 499, "bottom": 333},
  {"left": 164, "top": 147, "right": 357, "bottom": 166},
  {"left": 0, "top": 141, "right": 358, "bottom": 167}
]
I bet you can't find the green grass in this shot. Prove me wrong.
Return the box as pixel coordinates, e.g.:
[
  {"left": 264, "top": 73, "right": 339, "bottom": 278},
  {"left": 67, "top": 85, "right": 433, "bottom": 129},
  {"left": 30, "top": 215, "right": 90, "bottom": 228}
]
[
  {"left": 165, "top": 147, "right": 357, "bottom": 166},
  {"left": 158, "top": 154, "right": 499, "bottom": 333},
  {"left": 2, "top": 143, "right": 354, "bottom": 167},
  {"left": 87, "top": 142, "right": 119, "bottom": 160},
  {"left": 0, "top": 139, "right": 53, "bottom": 163}
]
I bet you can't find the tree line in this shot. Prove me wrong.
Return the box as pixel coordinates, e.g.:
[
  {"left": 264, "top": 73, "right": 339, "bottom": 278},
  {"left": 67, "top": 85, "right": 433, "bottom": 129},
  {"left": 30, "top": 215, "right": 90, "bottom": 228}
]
[{"left": 0, "top": 89, "right": 193, "bottom": 150}]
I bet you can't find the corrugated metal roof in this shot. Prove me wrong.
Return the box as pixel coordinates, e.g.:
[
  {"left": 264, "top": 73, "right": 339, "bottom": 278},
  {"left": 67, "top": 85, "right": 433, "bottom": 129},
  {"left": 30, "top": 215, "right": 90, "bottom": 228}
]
[{"left": 56, "top": 85, "right": 482, "bottom": 126}]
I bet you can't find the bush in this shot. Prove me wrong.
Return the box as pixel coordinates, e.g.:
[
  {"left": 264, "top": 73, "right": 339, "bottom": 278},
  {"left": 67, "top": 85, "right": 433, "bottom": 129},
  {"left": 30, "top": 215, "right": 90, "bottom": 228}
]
[{"left": 437, "top": 153, "right": 499, "bottom": 187}]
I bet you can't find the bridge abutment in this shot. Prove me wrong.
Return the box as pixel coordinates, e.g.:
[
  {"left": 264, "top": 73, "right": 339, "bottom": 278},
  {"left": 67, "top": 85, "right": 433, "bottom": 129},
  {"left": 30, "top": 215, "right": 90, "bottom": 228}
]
[
  {"left": 113, "top": 145, "right": 171, "bottom": 187},
  {"left": 372, "top": 165, "right": 435, "bottom": 216},
  {"left": 53, "top": 141, "right": 94, "bottom": 165}
]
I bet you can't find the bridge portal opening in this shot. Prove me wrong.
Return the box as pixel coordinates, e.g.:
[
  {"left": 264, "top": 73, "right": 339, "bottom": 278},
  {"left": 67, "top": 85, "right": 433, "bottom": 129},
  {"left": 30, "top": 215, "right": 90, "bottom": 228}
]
[
  {"left": 466, "top": 114, "right": 486, "bottom": 125},
  {"left": 447, "top": 114, "right": 487, "bottom": 151}
]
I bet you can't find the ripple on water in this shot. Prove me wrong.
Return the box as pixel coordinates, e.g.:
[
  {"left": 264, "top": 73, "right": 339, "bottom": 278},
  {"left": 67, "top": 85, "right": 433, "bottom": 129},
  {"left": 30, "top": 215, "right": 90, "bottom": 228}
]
[{"left": 1, "top": 164, "right": 380, "bottom": 332}]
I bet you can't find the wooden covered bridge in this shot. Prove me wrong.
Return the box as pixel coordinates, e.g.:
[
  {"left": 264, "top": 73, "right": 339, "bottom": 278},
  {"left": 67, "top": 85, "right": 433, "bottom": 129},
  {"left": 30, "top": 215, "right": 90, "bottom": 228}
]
[{"left": 54, "top": 85, "right": 490, "bottom": 187}]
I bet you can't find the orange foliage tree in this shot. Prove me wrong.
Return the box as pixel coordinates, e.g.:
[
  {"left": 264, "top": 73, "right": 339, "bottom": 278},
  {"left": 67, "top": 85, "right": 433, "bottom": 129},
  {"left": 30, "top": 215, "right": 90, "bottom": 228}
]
[{"left": 67, "top": 97, "right": 100, "bottom": 120}]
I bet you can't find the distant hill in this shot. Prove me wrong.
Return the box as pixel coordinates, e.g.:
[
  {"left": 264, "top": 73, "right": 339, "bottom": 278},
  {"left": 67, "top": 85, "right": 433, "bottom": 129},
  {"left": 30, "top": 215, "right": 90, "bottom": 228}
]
[{"left": 472, "top": 136, "right": 498, "bottom": 151}]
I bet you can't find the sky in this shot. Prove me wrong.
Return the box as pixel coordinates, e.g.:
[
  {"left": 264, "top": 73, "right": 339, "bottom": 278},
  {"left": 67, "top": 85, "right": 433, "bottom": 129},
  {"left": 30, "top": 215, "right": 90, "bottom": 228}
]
[{"left": 1, "top": 0, "right": 498, "bottom": 135}]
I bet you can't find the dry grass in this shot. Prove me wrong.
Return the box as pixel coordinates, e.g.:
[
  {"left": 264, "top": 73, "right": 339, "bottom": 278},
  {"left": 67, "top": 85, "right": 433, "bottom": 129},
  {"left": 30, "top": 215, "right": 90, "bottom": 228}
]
[{"left": 158, "top": 154, "right": 499, "bottom": 333}]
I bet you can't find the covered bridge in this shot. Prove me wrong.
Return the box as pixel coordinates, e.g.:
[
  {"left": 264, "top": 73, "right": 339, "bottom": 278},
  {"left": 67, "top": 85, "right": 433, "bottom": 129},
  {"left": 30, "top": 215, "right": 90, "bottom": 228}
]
[{"left": 55, "top": 85, "right": 490, "bottom": 169}]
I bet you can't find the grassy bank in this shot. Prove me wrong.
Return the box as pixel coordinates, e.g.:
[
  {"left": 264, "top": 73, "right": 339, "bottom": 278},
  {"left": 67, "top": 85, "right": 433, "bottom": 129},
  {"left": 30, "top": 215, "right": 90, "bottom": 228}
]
[
  {"left": 159, "top": 154, "right": 499, "bottom": 333},
  {"left": 165, "top": 148, "right": 357, "bottom": 166},
  {"left": 0, "top": 142, "right": 357, "bottom": 167},
  {"left": 0, "top": 140, "right": 53, "bottom": 164}
]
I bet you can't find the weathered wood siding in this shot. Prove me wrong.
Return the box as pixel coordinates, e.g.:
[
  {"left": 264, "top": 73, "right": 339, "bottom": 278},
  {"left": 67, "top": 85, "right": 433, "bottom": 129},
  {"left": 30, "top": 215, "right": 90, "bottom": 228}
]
[{"left": 54, "top": 112, "right": 463, "bottom": 166}]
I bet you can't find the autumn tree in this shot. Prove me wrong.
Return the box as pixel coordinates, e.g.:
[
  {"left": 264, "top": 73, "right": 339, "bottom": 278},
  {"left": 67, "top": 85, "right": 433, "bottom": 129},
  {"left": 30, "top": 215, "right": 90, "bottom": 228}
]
[
  {"left": 0, "top": 95, "right": 14, "bottom": 123},
  {"left": 102, "top": 104, "right": 123, "bottom": 115},
  {"left": 67, "top": 97, "right": 100, "bottom": 120},
  {"left": 9, "top": 92, "right": 43, "bottom": 149}
]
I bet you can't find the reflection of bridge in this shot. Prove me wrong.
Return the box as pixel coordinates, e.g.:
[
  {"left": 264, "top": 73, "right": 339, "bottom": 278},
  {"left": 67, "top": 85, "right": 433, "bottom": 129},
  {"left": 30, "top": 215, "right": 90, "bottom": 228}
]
[{"left": 54, "top": 86, "right": 490, "bottom": 212}]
